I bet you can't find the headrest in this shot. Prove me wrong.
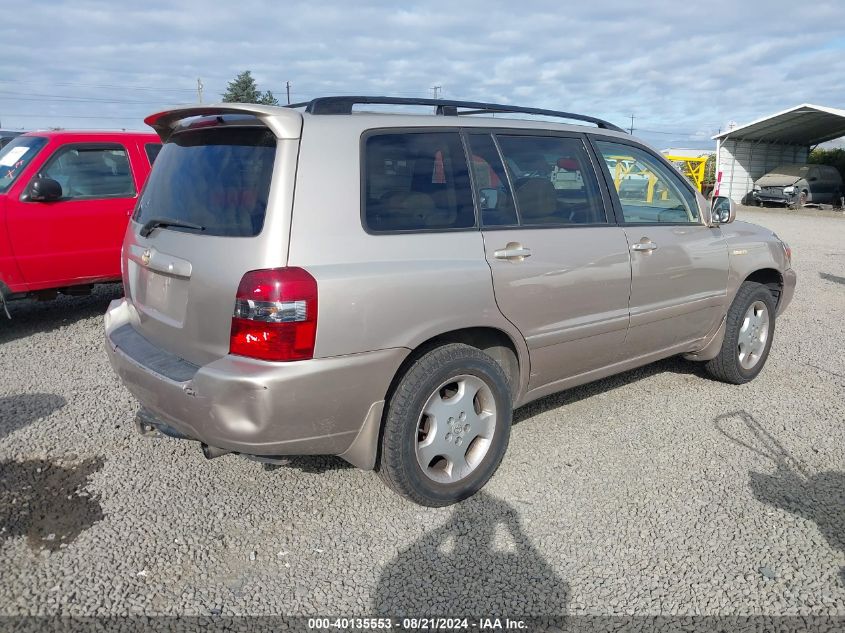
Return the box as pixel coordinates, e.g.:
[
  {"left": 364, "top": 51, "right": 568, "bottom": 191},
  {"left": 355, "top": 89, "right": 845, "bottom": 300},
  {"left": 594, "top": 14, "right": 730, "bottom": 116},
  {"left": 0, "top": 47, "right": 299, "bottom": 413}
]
[
  {"left": 71, "top": 151, "right": 109, "bottom": 169},
  {"left": 515, "top": 178, "right": 556, "bottom": 219}
]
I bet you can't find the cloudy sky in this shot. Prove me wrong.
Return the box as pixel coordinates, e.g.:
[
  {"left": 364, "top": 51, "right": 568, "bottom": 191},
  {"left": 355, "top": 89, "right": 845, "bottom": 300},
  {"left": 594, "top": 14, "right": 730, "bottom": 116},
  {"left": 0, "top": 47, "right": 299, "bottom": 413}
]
[{"left": 2, "top": 0, "right": 845, "bottom": 149}]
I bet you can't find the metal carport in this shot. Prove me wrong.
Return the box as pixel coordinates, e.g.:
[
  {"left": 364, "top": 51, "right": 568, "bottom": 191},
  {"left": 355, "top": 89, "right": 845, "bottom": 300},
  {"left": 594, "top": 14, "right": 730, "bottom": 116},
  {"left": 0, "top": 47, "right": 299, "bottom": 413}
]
[{"left": 713, "top": 103, "right": 845, "bottom": 203}]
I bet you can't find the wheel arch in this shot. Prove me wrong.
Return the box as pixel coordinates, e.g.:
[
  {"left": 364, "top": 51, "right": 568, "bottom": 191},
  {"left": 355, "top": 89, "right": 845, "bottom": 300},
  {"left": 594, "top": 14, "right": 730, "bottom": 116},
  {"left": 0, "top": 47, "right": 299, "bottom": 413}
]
[
  {"left": 743, "top": 267, "right": 783, "bottom": 308},
  {"left": 389, "top": 326, "right": 524, "bottom": 402},
  {"left": 340, "top": 325, "right": 526, "bottom": 472},
  {"left": 689, "top": 267, "right": 784, "bottom": 363}
]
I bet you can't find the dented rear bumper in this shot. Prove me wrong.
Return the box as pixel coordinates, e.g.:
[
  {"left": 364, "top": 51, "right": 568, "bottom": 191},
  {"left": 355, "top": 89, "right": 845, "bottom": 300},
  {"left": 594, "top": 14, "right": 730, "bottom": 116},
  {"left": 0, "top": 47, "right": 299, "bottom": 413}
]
[{"left": 104, "top": 298, "right": 406, "bottom": 467}]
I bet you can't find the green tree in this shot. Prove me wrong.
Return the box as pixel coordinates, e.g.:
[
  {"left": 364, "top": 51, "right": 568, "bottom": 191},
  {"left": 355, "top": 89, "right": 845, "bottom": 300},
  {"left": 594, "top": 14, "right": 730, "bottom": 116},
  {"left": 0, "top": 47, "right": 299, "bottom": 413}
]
[
  {"left": 221, "top": 70, "right": 280, "bottom": 105},
  {"left": 259, "top": 90, "right": 280, "bottom": 106},
  {"left": 704, "top": 153, "right": 716, "bottom": 185},
  {"left": 809, "top": 147, "right": 845, "bottom": 182}
]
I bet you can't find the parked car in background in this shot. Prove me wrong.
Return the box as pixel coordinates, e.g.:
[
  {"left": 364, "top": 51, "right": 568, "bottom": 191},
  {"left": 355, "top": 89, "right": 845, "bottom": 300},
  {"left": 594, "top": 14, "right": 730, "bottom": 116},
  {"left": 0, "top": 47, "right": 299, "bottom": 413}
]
[
  {"left": 105, "top": 98, "right": 795, "bottom": 506},
  {"left": 0, "top": 130, "right": 23, "bottom": 149},
  {"left": 752, "top": 163, "right": 842, "bottom": 208},
  {"left": 0, "top": 131, "right": 160, "bottom": 311}
]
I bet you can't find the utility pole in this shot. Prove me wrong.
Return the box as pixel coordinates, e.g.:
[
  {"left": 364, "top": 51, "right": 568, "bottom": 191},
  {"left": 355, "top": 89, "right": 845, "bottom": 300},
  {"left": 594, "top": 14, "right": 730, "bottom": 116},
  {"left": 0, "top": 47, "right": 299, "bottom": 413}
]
[
  {"left": 629, "top": 114, "right": 635, "bottom": 135},
  {"left": 286, "top": 81, "right": 291, "bottom": 105},
  {"left": 197, "top": 78, "right": 204, "bottom": 104},
  {"left": 431, "top": 85, "right": 441, "bottom": 99}
]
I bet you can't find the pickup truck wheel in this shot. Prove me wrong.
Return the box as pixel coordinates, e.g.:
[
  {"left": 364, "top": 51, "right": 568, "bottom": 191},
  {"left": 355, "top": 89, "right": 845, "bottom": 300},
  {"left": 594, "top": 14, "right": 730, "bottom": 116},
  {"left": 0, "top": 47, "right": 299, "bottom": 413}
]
[
  {"left": 705, "top": 281, "right": 776, "bottom": 384},
  {"left": 377, "top": 343, "right": 512, "bottom": 507}
]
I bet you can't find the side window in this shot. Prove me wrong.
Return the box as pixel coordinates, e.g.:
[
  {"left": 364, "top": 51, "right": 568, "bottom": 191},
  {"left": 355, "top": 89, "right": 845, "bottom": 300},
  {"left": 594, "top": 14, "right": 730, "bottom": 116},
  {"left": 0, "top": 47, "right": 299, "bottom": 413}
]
[
  {"left": 39, "top": 145, "right": 135, "bottom": 200},
  {"left": 465, "top": 133, "right": 517, "bottom": 227},
  {"left": 496, "top": 135, "right": 607, "bottom": 225},
  {"left": 145, "top": 143, "right": 162, "bottom": 164},
  {"left": 595, "top": 140, "right": 699, "bottom": 224},
  {"left": 363, "top": 131, "right": 474, "bottom": 232}
]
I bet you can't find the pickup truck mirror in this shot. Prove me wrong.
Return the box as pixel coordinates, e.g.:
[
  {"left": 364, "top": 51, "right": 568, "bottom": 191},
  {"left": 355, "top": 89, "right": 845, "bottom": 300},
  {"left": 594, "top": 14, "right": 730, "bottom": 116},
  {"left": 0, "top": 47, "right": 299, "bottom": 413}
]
[
  {"left": 711, "top": 195, "right": 736, "bottom": 225},
  {"left": 28, "top": 177, "right": 63, "bottom": 202}
]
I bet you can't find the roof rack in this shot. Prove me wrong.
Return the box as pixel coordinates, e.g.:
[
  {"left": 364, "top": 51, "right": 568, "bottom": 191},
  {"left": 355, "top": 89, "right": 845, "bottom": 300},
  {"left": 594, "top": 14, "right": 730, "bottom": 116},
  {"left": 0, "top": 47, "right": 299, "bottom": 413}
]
[{"left": 286, "top": 96, "right": 626, "bottom": 133}]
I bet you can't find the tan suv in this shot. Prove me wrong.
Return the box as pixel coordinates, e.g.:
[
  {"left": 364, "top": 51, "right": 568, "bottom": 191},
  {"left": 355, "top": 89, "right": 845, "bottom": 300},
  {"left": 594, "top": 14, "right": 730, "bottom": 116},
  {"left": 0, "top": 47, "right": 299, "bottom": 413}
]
[{"left": 105, "top": 97, "right": 796, "bottom": 506}]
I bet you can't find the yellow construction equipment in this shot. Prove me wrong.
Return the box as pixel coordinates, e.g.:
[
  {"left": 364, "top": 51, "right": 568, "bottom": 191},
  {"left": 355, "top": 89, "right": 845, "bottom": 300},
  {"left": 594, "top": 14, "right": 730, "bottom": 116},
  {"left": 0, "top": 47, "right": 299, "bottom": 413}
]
[
  {"left": 664, "top": 155, "right": 708, "bottom": 192},
  {"left": 606, "top": 154, "right": 708, "bottom": 202},
  {"left": 608, "top": 155, "right": 666, "bottom": 202}
]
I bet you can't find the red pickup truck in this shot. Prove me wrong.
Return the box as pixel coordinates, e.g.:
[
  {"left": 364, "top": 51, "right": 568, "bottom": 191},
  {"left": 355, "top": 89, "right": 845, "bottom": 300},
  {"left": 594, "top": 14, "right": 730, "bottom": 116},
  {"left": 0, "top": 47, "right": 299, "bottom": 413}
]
[{"left": 0, "top": 131, "right": 160, "bottom": 312}]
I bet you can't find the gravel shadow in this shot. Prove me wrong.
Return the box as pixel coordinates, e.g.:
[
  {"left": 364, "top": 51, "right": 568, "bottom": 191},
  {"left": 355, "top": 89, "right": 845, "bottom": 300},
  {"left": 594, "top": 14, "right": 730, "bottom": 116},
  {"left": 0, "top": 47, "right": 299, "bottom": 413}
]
[
  {"left": 0, "top": 457, "right": 104, "bottom": 551},
  {"left": 0, "top": 283, "right": 122, "bottom": 344},
  {"left": 514, "top": 355, "right": 704, "bottom": 424},
  {"left": 0, "top": 393, "right": 66, "bottom": 441},
  {"left": 263, "top": 455, "right": 353, "bottom": 473},
  {"left": 819, "top": 272, "right": 845, "bottom": 286},
  {"left": 373, "top": 492, "right": 568, "bottom": 617},
  {"left": 716, "top": 410, "right": 845, "bottom": 586}
]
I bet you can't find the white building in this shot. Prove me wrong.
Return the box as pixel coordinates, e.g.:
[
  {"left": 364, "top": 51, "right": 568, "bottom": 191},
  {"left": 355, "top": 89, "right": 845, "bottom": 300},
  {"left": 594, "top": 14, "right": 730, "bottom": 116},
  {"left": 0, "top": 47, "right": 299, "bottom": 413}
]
[{"left": 712, "top": 104, "right": 845, "bottom": 203}]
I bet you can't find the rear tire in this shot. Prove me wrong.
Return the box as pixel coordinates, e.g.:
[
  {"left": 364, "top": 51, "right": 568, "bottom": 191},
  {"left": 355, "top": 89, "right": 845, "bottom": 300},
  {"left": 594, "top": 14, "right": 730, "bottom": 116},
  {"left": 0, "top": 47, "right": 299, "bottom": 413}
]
[
  {"left": 705, "top": 281, "right": 776, "bottom": 384},
  {"left": 377, "top": 343, "right": 512, "bottom": 507}
]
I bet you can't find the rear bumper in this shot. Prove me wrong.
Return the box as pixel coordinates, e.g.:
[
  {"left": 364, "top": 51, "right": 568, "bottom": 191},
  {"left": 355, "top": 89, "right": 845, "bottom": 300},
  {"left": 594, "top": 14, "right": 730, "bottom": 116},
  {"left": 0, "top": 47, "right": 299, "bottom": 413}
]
[
  {"left": 104, "top": 298, "right": 407, "bottom": 464},
  {"left": 779, "top": 268, "right": 797, "bottom": 316}
]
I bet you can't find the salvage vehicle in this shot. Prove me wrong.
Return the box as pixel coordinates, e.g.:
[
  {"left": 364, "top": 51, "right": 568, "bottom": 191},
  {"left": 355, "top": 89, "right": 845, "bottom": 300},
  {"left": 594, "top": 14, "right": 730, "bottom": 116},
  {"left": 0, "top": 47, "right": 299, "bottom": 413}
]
[
  {"left": 0, "top": 130, "right": 160, "bottom": 312},
  {"left": 105, "top": 97, "right": 796, "bottom": 506},
  {"left": 752, "top": 163, "right": 842, "bottom": 208}
]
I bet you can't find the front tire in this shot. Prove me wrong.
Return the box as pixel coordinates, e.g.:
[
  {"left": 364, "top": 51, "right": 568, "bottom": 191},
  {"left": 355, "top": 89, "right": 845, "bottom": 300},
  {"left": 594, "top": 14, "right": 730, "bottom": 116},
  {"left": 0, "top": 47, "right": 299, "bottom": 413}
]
[
  {"left": 705, "top": 281, "right": 777, "bottom": 384},
  {"left": 378, "top": 343, "right": 512, "bottom": 506}
]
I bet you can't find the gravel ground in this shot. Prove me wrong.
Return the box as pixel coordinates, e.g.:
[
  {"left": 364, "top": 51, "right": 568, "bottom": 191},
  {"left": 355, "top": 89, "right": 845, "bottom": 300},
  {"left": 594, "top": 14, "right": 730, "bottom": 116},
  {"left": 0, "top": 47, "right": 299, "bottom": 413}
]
[{"left": 0, "top": 207, "right": 843, "bottom": 621}]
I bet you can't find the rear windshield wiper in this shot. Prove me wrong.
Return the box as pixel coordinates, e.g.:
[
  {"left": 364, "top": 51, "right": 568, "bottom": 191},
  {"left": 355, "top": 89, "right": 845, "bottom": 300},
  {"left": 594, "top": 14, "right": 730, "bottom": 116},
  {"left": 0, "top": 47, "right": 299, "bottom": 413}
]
[{"left": 139, "top": 217, "right": 206, "bottom": 238}]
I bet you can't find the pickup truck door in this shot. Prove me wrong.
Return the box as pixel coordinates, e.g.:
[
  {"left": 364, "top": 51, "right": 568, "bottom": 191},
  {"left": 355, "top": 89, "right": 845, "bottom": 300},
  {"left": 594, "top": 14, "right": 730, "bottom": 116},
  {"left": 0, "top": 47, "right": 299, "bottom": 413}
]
[
  {"left": 592, "top": 138, "right": 729, "bottom": 359},
  {"left": 6, "top": 142, "right": 139, "bottom": 290}
]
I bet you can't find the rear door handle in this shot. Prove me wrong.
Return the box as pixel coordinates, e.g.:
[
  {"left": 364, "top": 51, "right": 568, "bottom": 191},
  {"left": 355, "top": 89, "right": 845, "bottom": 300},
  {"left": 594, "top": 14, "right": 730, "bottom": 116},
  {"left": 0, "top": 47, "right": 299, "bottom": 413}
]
[
  {"left": 631, "top": 240, "right": 658, "bottom": 252},
  {"left": 494, "top": 243, "right": 532, "bottom": 260}
]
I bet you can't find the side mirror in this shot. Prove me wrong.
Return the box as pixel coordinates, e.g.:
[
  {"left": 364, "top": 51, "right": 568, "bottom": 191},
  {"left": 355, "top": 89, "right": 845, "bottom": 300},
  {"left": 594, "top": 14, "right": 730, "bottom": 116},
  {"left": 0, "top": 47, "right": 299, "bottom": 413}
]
[
  {"left": 28, "top": 177, "right": 63, "bottom": 202},
  {"left": 808, "top": 176, "right": 818, "bottom": 182},
  {"left": 479, "top": 187, "right": 499, "bottom": 210},
  {"left": 711, "top": 195, "right": 736, "bottom": 225}
]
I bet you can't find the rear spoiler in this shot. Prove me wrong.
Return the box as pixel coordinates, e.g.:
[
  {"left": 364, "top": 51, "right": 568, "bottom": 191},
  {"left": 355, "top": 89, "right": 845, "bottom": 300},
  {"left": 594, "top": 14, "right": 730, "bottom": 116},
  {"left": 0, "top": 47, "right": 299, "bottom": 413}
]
[{"left": 144, "top": 103, "right": 302, "bottom": 142}]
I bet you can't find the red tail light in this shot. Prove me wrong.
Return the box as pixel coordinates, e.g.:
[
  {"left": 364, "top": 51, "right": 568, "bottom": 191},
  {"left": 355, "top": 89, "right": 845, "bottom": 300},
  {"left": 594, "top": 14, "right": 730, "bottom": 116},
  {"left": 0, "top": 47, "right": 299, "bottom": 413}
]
[{"left": 229, "top": 268, "right": 318, "bottom": 362}]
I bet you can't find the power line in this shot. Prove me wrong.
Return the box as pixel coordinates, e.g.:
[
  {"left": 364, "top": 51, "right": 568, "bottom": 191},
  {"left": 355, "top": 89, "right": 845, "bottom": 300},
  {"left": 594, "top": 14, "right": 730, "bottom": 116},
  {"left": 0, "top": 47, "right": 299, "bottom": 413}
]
[
  {"left": 638, "top": 128, "right": 707, "bottom": 137},
  {"left": 0, "top": 78, "right": 196, "bottom": 93},
  {"left": 1, "top": 113, "right": 143, "bottom": 120},
  {"left": 0, "top": 92, "right": 165, "bottom": 105}
]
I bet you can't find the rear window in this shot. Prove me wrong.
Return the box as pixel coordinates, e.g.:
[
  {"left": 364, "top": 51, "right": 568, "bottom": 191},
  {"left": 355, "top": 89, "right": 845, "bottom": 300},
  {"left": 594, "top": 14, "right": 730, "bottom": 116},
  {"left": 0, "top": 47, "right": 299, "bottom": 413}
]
[
  {"left": 0, "top": 135, "right": 48, "bottom": 193},
  {"left": 363, "top": 131, "right": 475, "bottom": 232},
  {"left": 134, "top": 127, "right": 276, "bottom": 238}
]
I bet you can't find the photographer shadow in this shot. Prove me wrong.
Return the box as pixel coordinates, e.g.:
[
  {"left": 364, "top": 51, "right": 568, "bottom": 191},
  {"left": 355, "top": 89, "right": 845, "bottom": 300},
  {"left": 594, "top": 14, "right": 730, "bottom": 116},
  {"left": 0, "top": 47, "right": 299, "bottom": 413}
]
[
  {"left": 716, "top": 410, "right": 845, "bottom": 586},
  {"left": 373, "top": 492, "right": 568, "bottom": 617},
  {"left": 0, "top": 393, "right": 66, "bottom": 442}
]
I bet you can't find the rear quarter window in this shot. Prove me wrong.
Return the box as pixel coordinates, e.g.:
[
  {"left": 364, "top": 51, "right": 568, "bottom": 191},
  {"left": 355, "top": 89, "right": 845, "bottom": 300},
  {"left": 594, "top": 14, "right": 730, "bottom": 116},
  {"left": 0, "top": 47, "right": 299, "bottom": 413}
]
[
  {"left": 363, "top": 131, "right": 475, "bottom": 233},
  {"left": 145, "top": 143, "right": 162, "bottom": 165},
  {"left": 134, "top": 127, "right": 276, "bottom": 238}
]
